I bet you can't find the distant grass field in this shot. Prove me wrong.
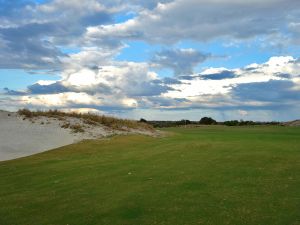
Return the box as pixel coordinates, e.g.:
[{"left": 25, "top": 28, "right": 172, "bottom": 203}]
[{"left": 0, "top": 126, "right": 299, "bottom": 225}]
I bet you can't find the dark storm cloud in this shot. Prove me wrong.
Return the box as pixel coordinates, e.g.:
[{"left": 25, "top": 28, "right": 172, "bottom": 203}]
[
  {"left": 151, "top": 49, "right": 210, "bottom": 75},
  {"left": 3, "top": 82, "right": 70, "bottom": 95},
  {"left": 92, "top": 0, "right": 300, "bottom": 45},
  {"left": 3, "top": 88, "right": 26, "bottom": 96},
  {"left": 177, "top": 75, "right": 195, "bottom": 80},
  {"left": 27, "top": 82, "right": 70, "bottom": 94},
  {"left": 200, "top": 71, "right": 237, "bottom": 80},
  {"left": 275, "top": 73, "right": 292, "bottom": 79},
  {"left": 0, "top": 0, "right": 117, "bottom": 70},
  {"left": 162, "top": 77, "right": 183, "bottom": 84},
  {"left": 126, "top": 81, "right": 173, "bottom": 97},
  {"left": 0, "top": 23, "right": 64, "bottom": 70},
  {"left": 4, "top": 81, "right": 116, "bottom": 96},
  {"left": 232, "top": 79, "right": 300, "bottom": 102},
  {"left": 145, "top": 96, "right": 188, "bottom": 107}
]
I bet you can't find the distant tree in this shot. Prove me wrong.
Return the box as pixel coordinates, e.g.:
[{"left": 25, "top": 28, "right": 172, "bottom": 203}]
[
  {"left": 223, "top": 120, "right": 239, "bottom": 126},
  {"left": 176, "top": 120, "right": 191, "bottom": 126},
  {"left": 183, "top": 119, "right": 191, "bottom": 125},
  {"left": 199, "top": 117, "right": 217, "bottom": 125},
  {"left": 139, "top": 118, "right": 147, "bottom": 123}
]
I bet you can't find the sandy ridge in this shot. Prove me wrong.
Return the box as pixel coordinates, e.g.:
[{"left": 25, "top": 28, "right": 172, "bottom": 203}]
[{"left": 0, "top": 111, "right": 157, "bottom": 161}]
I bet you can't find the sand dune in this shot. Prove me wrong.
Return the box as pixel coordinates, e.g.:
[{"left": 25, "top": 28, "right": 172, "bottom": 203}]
[
  {"left": 0, "top": 111, "right": 156, "bottom": 161},
  {"left": 0, "top": 111, "right": 82, "bottom": 161},
  {"left": 284, "top": 120, "right": 300, "bottom": 126}
]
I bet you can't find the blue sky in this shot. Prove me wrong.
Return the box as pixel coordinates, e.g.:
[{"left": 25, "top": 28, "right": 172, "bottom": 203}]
[{"left": 0, "top": 0, "right": 300, "bottom": 121}]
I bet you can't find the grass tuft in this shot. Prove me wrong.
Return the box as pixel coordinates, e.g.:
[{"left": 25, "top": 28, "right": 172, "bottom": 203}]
[{"left": 69, "top": 124, "right": 85, "bottom": 133}]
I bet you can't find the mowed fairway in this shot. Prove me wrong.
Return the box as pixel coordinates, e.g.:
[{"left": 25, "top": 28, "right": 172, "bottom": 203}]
[{"left": 0, "top": 126, "right": 299, "bottom": 225}]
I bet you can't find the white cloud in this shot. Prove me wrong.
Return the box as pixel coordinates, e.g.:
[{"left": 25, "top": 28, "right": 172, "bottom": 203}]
[
  {"left": 163, "top": 56, "right": 300, "bottom": 110},
  {"left": 36, "top": 80, "right": 57, "bottom": 86},
  {"left": 20, "top": 92, "right": 100, "bottom": 107},
  {"left": 66, "top": 69, "right": 99, "bottom": 86},
  {"left": 15, "top": 60, "right": 168, "bottom": 109},
  {"left": 1, "top": 1, "right": 300, "bottom": 121},
  {"left": 3, "top": 56, "right": 299, "bottom": 116},
  {"left": 64, "top": 47, "right": 120, "bottom": 67}
]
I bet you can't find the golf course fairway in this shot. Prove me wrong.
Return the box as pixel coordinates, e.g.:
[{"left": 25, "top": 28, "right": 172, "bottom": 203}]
[{"left": 0, "top": 126, "right": 299, "bottom": 225}]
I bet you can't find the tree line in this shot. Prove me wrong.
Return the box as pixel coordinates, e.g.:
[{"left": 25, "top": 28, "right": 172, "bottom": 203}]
[{"left": 139, "top": 117, "right": 280, "bottom": 128}]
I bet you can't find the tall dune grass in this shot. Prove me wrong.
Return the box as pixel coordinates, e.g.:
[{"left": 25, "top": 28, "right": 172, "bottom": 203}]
[{"left": 17, "top": 109, "right": 153, "bottom": 131}]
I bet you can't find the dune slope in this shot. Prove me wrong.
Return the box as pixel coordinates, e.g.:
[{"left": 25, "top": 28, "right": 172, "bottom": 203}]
[{"left": 0, "top": 110, "right": 155, "bottom": 161}]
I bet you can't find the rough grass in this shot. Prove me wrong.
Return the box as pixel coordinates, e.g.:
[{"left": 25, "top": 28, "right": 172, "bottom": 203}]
[
  {"left": 17, "top": 109, "right": 153, "bottom": 131},
  {"left": 69, "top": 124, "right": 85, "bottom": 133},
  {"left": 0, "top": 126, "right": 299, "bottom": 225}
]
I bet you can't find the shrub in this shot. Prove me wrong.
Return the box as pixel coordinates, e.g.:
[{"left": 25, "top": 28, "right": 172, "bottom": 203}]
[
  {"left": 176, "top": 120, "right": 191, "bottom": 126},
  {"left": 18, "top": 109, "right": 33, "bottom": 118},
  {"left": 69, "top": 124, "right": 85, "bottom": 133},
  {"left": 223, "top": 120, "right": 240, "bottom": 126},
  {"left": 199, "top": 117, "right": 217, "bottom": 125},
  {"left": 61, "top": 123, "right": 70, "bottom": 129},
  {"left": 140, "top": 118, "right": 147, "bottom": 123}
]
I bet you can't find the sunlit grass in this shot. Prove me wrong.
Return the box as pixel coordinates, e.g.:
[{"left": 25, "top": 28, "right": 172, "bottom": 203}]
[{"left": 0, "top": 126, "right": 299, "bottom": 225}]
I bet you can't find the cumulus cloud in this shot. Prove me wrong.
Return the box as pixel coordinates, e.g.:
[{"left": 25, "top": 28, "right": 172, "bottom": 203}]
[
  {"left": 1, "top": 1, "right": 300, "bottom": 121},
  {"left": 1, "top": 0, "right": 300, "bottom": 72},
  {"left": 3, "top": 56, "right": 300, "bottom": 118},
  {"left": 3, "top": 61, "right": 174, "bottom": 111},
  {"left": 62, "top": 62, "right": 171, "bottom": 97},
  {"left": 163, "top": 56, "right": 300, "bottom": 112}
]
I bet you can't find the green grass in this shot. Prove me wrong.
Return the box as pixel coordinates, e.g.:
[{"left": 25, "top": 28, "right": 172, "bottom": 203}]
[{"left": 0, "top": 126, "right": 299, "bottom": 225}]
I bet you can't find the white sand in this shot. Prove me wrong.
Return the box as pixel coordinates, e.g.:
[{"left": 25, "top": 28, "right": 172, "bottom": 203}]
[
  {"left": 0, "top": 111, "right": 157, "bottom": 161},
  {"left": 0, "top": 111, "right": 81, "bottom": 161}
]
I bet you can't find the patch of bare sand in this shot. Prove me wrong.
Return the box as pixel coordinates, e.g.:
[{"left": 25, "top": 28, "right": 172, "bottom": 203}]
[
  {"left": 0, "top": 111, "right": 158, "bottom": 161},
  {"left": 283, "top": 120, "right": 300, "bottom": 126}
]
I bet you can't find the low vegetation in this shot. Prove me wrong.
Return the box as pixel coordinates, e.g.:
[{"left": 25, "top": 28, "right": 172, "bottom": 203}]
[
  {"left": 0, "top": 126, "right": 299, "bottom": 225},
  {"left": 69, "top": 124, "right": 85, "bottom": 133},
  {"left": 18, "top": 109, "right": 153, "bottom": 131},
  {"left": 222, "top": 120, "right": 281, "bottom": 126},
  {"left": 142, "top": 117, "right": 281, "bottom": 128}
]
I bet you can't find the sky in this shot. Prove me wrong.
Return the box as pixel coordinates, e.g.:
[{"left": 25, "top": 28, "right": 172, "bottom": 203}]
[{"left": 0, "top": 0, "right": 300, "bottom": 121}]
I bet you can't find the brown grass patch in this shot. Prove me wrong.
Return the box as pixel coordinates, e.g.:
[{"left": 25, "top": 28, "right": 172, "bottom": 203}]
[
  {"left": 69, "top": 124, "right": 85, "bottom": 133},
  {"left": 18, "top": 109, "right": 154, "bottom": 131}
]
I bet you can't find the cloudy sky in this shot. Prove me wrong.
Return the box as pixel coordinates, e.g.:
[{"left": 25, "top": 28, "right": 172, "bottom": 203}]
[{"left": 0, "top": 0, "right": 300, "bottom": 121}]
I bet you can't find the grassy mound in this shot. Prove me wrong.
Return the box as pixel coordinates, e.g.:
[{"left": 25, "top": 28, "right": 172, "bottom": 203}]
[
  {"left": 0, "top": 126, "right": 299, "bottom": 225},
  {"left": 18, "top": 109, "right": 153, "bottom": 131}
]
